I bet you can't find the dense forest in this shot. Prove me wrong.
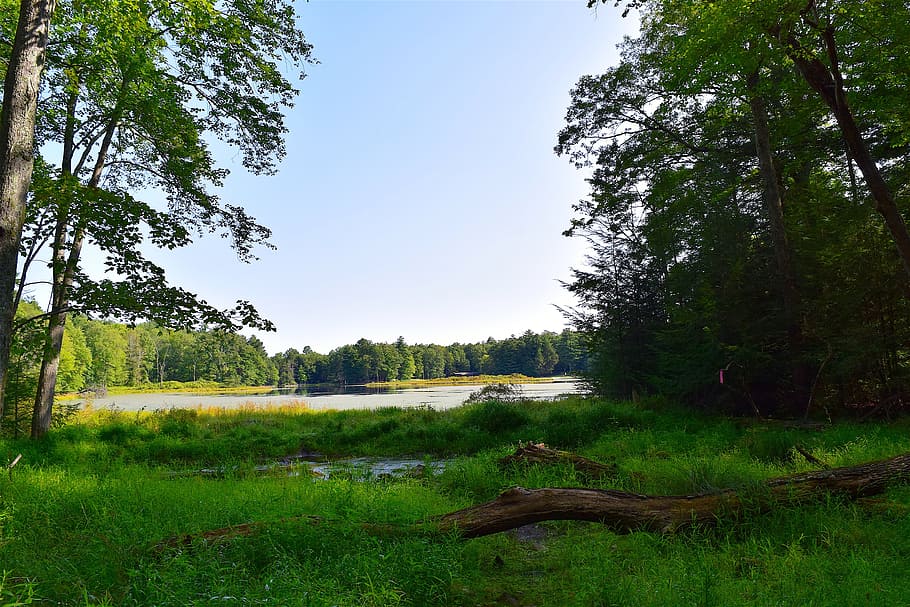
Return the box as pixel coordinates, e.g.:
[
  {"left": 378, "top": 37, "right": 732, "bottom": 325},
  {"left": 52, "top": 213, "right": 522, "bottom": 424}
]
[
  {"left": 271, "top": 330, "right": 588, "bottom": 386},
  {"left": 560, "top": 0, "right": 910, "bottom": 418},
  {"left": 5, "top": 307, "right": 586, "bottom": 402}
]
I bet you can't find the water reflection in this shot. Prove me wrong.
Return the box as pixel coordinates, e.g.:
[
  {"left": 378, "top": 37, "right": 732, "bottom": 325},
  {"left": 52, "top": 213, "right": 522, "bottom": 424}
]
[
  {"left": 81, "top": 378, "right": 584, "bottom": 412},
  {"left": 257, "top": 384, "right": 394, "bottom": 398}
]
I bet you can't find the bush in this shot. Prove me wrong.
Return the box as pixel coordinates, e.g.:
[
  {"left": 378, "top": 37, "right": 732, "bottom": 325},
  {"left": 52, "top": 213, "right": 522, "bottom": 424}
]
[
  {"left": 462, "top": 400, "right": 530, "bottom": 434},
  {"left": 464, "top": 383, "right": 524, "bottom": 405}
]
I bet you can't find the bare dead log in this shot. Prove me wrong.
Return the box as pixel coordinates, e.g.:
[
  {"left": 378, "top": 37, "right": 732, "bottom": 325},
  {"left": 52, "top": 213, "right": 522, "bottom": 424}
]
[
  {"left": 153, "top": 453, "right": 910, "bottom": 548},
  {"left": 793, "top": 444, "right": 830, "bottom": 469},
  {"left": 436, "top": 452, "right": 910, "bottom": 538},
  {"left": 498, "top": 443, "right": 616, "bottom": 479},
  {"left": 154, "top": 515, "right": 324, "bottom": 552}
]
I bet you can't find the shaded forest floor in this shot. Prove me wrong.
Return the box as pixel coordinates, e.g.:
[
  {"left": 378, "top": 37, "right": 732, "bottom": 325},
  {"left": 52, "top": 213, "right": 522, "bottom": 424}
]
[{"left": 2, "top": 397, "right": 910, "bottom": 605}]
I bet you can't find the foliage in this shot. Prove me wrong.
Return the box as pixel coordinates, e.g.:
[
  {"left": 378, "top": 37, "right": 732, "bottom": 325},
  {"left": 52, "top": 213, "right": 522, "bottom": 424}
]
[
  {"left": 2, "top": 0, "right": 316, "bottom": 437},
  {"left": 3, "top": 322, "right": 585, "bottom": 432},
  {"left": 464, "top": 382, "right": 524, "bottom": 405},
  {"left": 559, "top": 0, "right": 910, "bottom": 416},
  {"left": 272, "top": 330, "right": 588, "bottom": 387},
  {"left": 7, "top": 0, "right": 316, "bottom": 332}
]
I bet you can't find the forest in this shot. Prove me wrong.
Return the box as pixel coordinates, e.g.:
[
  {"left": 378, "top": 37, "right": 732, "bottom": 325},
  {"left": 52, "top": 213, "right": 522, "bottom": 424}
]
[
  {"left": 7, "top": 309, "right": 586, "bottom": 393},
  {"left": 560, "top": 0, "right": 910, "bottom": 419}
]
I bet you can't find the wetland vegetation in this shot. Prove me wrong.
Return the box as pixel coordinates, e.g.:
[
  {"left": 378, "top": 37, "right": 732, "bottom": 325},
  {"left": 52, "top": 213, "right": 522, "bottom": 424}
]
[{"left": 2, "top": 394, "right": 910, "bottom": 605}]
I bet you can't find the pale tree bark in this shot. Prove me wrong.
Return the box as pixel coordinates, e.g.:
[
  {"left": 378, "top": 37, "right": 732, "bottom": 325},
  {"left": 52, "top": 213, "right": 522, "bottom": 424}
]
[
  {"left": 436, "top": 452, "right": 910, "bottom": 537},
  {"left": 0, "top": 0, "right": 57, "bottom": 420}
]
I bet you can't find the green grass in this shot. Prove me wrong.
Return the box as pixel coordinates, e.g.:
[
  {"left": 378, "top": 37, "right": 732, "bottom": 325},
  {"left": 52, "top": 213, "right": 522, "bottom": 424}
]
[
  {"left": 58, "top": 380, "right": 271, "bottom": 400},
  {"left": 2, "top": 397, "right": 910, "bottom": 605}
]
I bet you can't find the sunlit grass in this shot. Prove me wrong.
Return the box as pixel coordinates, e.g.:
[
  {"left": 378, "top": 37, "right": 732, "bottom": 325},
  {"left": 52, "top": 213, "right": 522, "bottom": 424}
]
[
  {"left": 57, "top": 380, "right": 279, "bottom": 400},
  {"left": 2, "top": 397, "right": 910, "bottom": 605}
]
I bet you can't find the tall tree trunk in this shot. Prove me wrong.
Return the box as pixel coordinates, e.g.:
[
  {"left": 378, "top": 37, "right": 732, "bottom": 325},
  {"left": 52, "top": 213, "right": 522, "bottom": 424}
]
[
  {"left": 0, "top": 0, "right": 57, "bottom": 419},
  {"left": 30, "top": 223, "right": 83, "bottom": 437},
  {"left": 746, "top": 71, "right": 809, "bottom": 410},
  {"left": 30, "top": 109, "right": 117, "bottom": 438},
  {"left": 772, "top": 25, "right": 910, "bottom": 280}
]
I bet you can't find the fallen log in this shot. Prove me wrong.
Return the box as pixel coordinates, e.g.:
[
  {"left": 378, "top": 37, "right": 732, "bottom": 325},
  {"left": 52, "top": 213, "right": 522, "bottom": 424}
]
[
  {"left": 498, "top": 443, "right": 616, "bottom": 479},
  {"left": 436, "top": 452, "right": 910, "bottom": 538},
  {"left": 793, "top": 444, "right": 830, "bottom": 469},
  {"left": 155, "top": 514, "right": 324, "bottom": 551},
  {"left": 153, "top": 452, "right": 910, "bottom": 549}
]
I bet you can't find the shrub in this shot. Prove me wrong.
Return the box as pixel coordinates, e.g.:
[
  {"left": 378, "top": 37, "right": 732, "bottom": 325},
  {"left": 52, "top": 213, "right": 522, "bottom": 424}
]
[
  {"left": 462, "top": 400, "right": 530, "bottom": 434},
  {"left": 464, "top": 383, "right": 524, "bottom": 405}
]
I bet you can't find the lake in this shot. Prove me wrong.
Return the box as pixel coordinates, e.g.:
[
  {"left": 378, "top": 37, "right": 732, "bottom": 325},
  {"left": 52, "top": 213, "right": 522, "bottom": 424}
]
[{"left": 79, "top": 377, "right": 584, "bottom": 412}]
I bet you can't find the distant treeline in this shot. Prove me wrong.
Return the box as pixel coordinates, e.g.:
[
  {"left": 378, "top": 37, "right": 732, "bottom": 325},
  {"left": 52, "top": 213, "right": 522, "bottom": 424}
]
[
  {"left": 8, "top": 303, "right": 588, "bottom": 396},
  {"left": 272, "top": 330, "right": 588, "bottom": 386}
]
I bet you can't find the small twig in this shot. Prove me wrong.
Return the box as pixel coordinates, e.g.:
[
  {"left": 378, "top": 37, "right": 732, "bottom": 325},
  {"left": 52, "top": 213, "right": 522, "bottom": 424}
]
[
  {"left": 804, "top": 343, "right": 833, "bottom": 421},
  {"left": 7, "top": 454, "right": 22, "bottom": 481},
  {"left": 794, "top": 444, "right": 830, "bottom": 469}
]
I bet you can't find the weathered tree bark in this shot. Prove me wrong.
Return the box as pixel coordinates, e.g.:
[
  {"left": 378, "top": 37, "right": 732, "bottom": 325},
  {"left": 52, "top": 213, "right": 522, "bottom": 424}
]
[
  {"left": 770, "top": 25, "right": 910, "bottom": 281},
  {"left": 499, "top": 443, "right": 617, "bottom": 479},
  {"left": 436, "top": 452, "right": 910, "bottom": 538},
  {"left": 0, "top": 0, "right": 57, "bottom": 418},
  {"left": 154, "top": 452, "right": 910, "bottom": 549}
]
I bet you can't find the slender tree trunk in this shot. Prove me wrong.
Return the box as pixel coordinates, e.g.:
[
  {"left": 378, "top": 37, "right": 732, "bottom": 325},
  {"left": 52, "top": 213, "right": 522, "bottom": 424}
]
[
  {"left": 0, "top": 0, "right": 57, "bottom": 418},
  {"left": 746, "top": 71, "right": 809, "bottom": 409},
  {"left": 772, "top": 26, "right": 910, "bottom": 280},
  {"left": 31, "top": 109, "right": 117, "bottom": 438},
  {"left": 30, "top": 222, "right": 84, "bottom": 437}
]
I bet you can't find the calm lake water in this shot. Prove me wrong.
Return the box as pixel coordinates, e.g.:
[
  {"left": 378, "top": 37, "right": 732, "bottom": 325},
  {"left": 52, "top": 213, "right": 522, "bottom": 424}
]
[{"left": 80, "top": 378, "right": 584, "bottom": 412}]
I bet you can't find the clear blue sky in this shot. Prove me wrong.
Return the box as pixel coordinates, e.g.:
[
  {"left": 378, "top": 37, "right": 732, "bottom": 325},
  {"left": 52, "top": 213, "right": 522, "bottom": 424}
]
[{"left": 138, "top": 1, "right": 638, "bottom": 355}]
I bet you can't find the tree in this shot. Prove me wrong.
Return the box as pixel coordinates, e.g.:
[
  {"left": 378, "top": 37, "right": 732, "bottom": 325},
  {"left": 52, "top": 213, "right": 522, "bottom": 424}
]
[
  {"left": 7, "top": 0, "right": 313, "bottom": 436},
  {"left": 594, "top": 0, "right": 910, "bottom": 279},
  {"left": 81, "top": 320, "right": 127, "bottom": 387},
  {"left": 566, "top": 0, "right": 910, "bottom": 412},
  {"left": 274, "top": 348, "right": 300, "bottom": 387},
  {"left": 56, "top": 319, "right": 89, "bottom": 392},
  {"left": 766, "top": 0, "right": 910, "bottom": 278},
  {"left": 557, "top": 10, "right": 797, "bottom": 406},
  {"left": 0, "top": 0, "right": 56, "bottom": 416},
  {"left": 3, "top": 299, "right": 43, "bottom": 434},
  {"left": 395, "top": 337, "right": 415, "bottom": 381}
]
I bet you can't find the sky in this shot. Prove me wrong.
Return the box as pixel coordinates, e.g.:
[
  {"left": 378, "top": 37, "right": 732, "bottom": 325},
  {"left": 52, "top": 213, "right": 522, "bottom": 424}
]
[{"left": 96, "top": 1, "right": 639, "bottom": 355}]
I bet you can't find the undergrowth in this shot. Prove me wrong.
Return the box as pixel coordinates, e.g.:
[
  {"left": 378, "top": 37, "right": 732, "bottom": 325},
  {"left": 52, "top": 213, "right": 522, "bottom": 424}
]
[{"left": 1, "top": 397, "right": 910, "bottom": 605}]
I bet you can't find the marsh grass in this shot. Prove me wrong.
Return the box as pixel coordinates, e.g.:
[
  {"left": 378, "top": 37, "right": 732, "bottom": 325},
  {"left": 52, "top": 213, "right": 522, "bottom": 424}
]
[{"left": 2, "top": 397, "right": 910, "bottom": 605}]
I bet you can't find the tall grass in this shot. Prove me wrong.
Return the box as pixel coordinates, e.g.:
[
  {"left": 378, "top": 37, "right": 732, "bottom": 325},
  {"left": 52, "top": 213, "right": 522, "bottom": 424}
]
[{"left": 2, "top": 397, "right": 910, "bottom": 605}]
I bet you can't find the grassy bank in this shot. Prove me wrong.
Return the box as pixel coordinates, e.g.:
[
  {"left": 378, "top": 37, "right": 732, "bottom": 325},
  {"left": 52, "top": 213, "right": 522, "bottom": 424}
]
[
  {"left": 2, "top": 397, "right": 910, "bottom": 605},
  {"left": 57, "top": 381, "right": 276, "bottom": 400}
]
